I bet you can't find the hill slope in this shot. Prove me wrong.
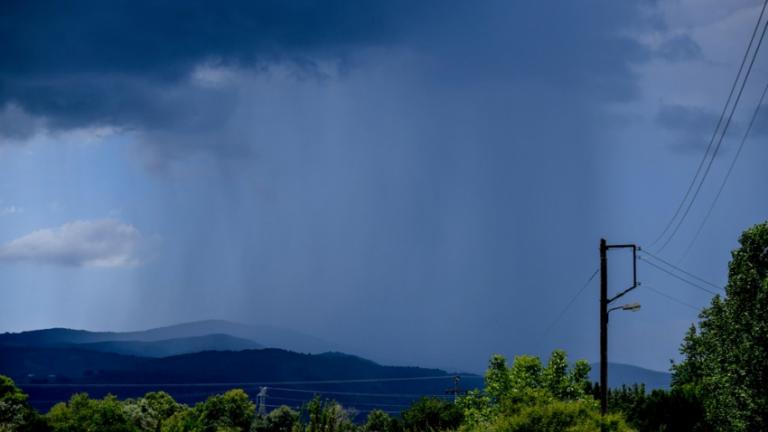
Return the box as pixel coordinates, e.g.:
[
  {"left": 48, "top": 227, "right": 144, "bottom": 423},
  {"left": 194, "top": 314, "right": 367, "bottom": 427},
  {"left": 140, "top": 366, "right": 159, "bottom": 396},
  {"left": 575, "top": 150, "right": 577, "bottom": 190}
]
[
  {"left": 74, "top": 334, "right": 262, "bottom": 357},
  {"left": 0, "top": 320, "right": 331, "bottom": 354},
  {"left": 0, "top": 346, "right": 450, "bottom": 384},
  {"left": 0, "top": 346, "right": 480, "bottom": 411},
  {"left": 589, "top": 363, "right": 671, "bottom": 390}
]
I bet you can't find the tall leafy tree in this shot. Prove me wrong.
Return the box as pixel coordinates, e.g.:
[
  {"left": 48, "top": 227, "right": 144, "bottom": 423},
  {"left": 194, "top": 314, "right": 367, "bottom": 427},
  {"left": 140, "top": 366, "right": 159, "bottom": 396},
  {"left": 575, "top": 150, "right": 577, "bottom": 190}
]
[
  {"left": 673, "top": 221, "right": 768, "bottom": 431},
  {"left": 299, "top": 397, "right": 356, "bottom": 432},
  {"left": 195, "top": 389, "right": 255, "bottom": 432},
  {"left": 46, "top": 393, "right": 137, "bottom": 432},
  {"left": 124, "top": 391, "right": 183, "bottom": 432},
  {"left": 251, "top": 405, "right": 299, "bottom": 432},
  {"left": 0, "top": 375, "right": 46, "bottom": 432},
  {"left": 362, "top": 409, "right": 395, "bottom": 432}
]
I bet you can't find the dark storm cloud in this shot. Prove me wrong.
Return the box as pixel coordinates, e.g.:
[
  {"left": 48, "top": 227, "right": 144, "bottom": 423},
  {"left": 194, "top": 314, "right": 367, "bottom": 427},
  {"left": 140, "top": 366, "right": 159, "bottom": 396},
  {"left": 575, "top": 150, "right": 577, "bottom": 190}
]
[
  {"left": 0, "top": 0, "right": 432, "bottom": 131},
  {"left": 0, "top": 0, "right": 419, "bottom": 78},
  {"left": 0, "top": 0, "right": 655, "bottom": 165}
]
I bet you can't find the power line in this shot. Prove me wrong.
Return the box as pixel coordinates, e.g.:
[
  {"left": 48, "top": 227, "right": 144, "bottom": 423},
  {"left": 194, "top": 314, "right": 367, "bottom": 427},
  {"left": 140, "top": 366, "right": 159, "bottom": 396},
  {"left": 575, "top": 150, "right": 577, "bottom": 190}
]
[
  {"left": 21, "top": 375, "right": 471, "bottom": 388},
  {"left": 267, "top": 387, "right": 453, "bottom": 398},
  {"left": 658, "top": 10, "right": 768, "bottom": 252},
  {"left": 643, "top": 285, "right": 702, "bottom": 312},
  {"left": 639, "top": 249, "right": 721, "bottom": 290},
  {"left": 268, "top": 395, "right": 411, "bottom": 408},
  {"left": 541, "top": 267, "right": 599, "bottom": 337},
  {"left": 679, "top": 80, "right": 768, "bottom": 259},
  {"left": 243, "top": 375, "right": 471, "bottom": 386},
  {"left": 651, "top": 0, "right": 768, "bottom": 250},
  {"left": 263, "top": 403, "right": 401, "bottom": 415},
  {"left": 639, "top": 257, "right": 722, "bottom": 295}
]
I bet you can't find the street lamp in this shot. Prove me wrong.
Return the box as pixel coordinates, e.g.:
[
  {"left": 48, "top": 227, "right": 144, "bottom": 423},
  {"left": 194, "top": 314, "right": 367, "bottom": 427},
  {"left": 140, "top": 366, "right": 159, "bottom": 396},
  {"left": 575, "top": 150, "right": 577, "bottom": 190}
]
[{"left": 608, "top": 302, "right": 641, "bottom": 313}]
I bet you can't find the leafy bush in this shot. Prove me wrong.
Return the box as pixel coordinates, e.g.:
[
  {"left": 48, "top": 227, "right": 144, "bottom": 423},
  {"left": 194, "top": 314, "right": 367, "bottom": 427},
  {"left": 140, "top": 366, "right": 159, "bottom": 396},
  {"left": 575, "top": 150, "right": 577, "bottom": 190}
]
[
  {"left": 46, "top": 393, "right": 136, "bottom": 432},
  {"left": 251, "top": 405, "right": 299, "bottom": 432},
  {"left": 458, "top": 351, "right": 632, "bottom": 432},
  {"left": 299, "top": 397, "right": 356, "bottom": 432},
  {"left": 400, "top": 397, "right": 462, "bottom": 432},
  {"left": 362, "top": 410, "right": 395, "bottom": 432},
  {"left": 0, "top": 375, "right": 46, "bottom": 432}
]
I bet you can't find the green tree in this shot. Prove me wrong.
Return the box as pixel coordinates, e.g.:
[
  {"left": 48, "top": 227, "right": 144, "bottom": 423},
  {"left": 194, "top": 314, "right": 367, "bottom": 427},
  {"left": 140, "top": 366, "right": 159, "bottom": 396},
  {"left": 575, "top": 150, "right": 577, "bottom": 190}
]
[
  {"left": 124, "top": 392, "right": 184, "bottom": 432},
  {"left": 299, "top": 397, "right": 355, "bottom": 432},
  {"left": 160, "top": 407, "right": 199, "bottom": 432},
  {"left": 400, "top": 397, "right": 462, "bottom": 432},
  {"left": 485, "top": 399, "right": 628, "bottom": 432},
  {"left": 195, "top": 389, "right": 255, "bottom": 432},
  {"left": 362, "top": 409, "right": 394, "bottom": 432},
  {"left": 0, "top": 375, "right": 46, "bottom": 432},
  {"left": 458, "top": 352, "right": 631, "bottom": 432},
  {"left": 673, "top": 221, "right": 768, "bottom": 431},
  {"left": 46, "top": 393, "right": 137, "bottom": 432},
  {"left": 600, "top": 385, "right": 708, "bottom": 432},
  {"left": 251, "top": 405, "right": 299, "bottom": 432}
]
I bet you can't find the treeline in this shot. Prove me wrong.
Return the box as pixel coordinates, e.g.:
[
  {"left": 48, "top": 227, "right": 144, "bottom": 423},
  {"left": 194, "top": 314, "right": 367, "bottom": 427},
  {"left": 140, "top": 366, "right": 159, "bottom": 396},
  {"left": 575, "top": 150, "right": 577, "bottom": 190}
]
[
  {"left": 0, "top": 350, "right": 733, "bottom": 432},
  {"left": 1, "top": 350, "right": 634, "bottom": 432}
]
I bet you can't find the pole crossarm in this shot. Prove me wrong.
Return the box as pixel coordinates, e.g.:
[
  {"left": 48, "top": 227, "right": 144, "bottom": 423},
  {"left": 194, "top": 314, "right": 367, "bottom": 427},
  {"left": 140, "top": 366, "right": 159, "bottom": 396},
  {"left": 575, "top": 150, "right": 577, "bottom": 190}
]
[
  {"left": 608, "top": 282, "right": 640, "bottom": 304},
  {"left": 604, "top": 242, "right": 638, "bottom": 305},
  {"left": 605, "top": 244, "right": 636, "bottom": 249}
]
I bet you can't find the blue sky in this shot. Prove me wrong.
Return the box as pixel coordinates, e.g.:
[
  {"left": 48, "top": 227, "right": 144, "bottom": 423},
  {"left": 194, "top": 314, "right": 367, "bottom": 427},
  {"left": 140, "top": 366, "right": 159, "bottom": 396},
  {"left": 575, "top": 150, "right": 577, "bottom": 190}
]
[{"left": 1, "top": 0, "right": 767, "bottom": 373}]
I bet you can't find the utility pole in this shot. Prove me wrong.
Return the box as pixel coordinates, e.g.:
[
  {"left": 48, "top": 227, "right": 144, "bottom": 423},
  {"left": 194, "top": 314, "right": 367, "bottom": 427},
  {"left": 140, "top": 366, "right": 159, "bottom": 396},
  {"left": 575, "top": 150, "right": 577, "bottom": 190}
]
[
  {"left": 600, "top": 239, "right": 608, "bottom": 416},
  {"left": 599, "top": 239, "right": 640, "bottom": 417},
  {"left": 445, "top": 375, "right": 462, "bottom": 402}
]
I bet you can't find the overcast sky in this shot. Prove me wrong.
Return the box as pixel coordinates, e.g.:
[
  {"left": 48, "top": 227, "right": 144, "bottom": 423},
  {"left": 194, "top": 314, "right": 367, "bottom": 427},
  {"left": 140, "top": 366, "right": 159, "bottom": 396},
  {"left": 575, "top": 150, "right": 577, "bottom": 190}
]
[{"left": 1, "top": 0, "right": 767, "bottom": 373}]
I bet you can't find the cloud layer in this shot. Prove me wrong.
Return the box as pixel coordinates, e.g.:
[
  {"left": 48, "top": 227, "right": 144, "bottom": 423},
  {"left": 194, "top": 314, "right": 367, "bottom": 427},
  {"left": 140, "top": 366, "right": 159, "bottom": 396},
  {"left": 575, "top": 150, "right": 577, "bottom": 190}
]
[
  {"left": 0, "top": 0, "right": 655, "bottom": 165},
  {"left": 0, "top": 219, "right": 143, "bottom": 268}
]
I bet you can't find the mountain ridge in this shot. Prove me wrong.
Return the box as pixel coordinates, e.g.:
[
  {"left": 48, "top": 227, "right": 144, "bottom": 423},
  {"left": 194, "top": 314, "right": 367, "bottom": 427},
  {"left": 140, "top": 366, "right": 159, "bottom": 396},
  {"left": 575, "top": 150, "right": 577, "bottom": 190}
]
[{"left": 0, "top": 319, "right": 333, "bottom": 354}]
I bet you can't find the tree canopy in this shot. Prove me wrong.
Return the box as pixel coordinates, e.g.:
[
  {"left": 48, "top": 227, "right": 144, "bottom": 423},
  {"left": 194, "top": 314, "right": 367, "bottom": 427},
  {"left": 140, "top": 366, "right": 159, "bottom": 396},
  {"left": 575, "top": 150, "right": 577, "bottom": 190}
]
[
  {"left": 673, "top": 220, "right": 768, "bottom": 431},
  {"left": 458, "top": 350, "right": 631, "bottom": 432}
]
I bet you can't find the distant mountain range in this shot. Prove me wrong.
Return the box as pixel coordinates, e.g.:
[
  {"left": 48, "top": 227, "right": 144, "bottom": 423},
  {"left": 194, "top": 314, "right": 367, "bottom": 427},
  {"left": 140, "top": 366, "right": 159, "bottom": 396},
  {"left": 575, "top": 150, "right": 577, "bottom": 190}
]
[
  {"left": 0, "top": 320, "right": 671, "bottom": 411},
  {"left": 0, "top": 319, "right": 332, "bottom": 354},
  {"left": 69, "top": 334, "right": 263, "bottom": 358},
  {"left": 589, "top": 363, "right": 671, "bottom": 390},
  {"left": 0, "top": 346, "right": 452, "bottom": 385},
  {"left": 0, "top": 320, "right": 471, "bottom": 411}
]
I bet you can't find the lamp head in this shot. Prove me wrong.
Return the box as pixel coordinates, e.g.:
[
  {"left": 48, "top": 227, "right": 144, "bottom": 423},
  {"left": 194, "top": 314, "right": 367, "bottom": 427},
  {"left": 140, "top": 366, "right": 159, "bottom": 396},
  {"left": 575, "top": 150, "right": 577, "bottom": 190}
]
[{"left": 621, "top": 302, "right": 641, "bottom": 312}]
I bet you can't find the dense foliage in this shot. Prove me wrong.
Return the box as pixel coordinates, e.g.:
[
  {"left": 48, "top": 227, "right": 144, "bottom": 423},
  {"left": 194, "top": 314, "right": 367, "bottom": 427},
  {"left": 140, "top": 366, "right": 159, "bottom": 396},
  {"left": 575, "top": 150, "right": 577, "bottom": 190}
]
[
  {"left": 672, "top": 221, "right": 768, "bottom": 431},
  {"left": 457, "top": 351, "right": 631, "bottom": 432},
  {"left": 591, "top": 384, "right": 708, "bottom": 432},
  {"left": 0, "top": 354, "right": 633, "bottom": 432},
  {"left": 0, "top": 376, "right": 45, "bottom": 432}
]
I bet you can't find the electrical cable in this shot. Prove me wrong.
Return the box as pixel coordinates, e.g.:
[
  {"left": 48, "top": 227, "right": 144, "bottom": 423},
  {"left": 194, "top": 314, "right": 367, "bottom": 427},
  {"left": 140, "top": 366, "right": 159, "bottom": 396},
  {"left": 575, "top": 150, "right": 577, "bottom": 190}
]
[
  {"left": 540, "top": 268, "right": 599, "bottom": 337},
  {"left": 639, "top": 258, "right": 722, "bottom": 295},
  {"left": 21, "top": 375, "right": 470, "bottom": 388},
  {"left": 642, "top": 285, "right": 702, "bottom": 312},
  {"left": 639, "top": 250, "right": 721, "bottom": 289},
  {"left": 657, "top": 10, "right": 768, "bottom": 252},
  {"left": 679, "top": 80, "right": 768, "bottom": 259},
  {"left": 650, "top": 0, "right": 768, "bottom": 249}
]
